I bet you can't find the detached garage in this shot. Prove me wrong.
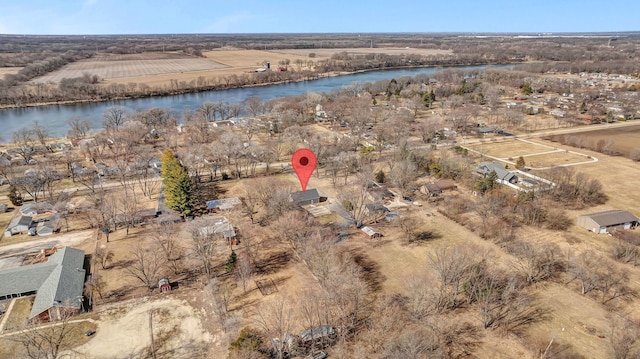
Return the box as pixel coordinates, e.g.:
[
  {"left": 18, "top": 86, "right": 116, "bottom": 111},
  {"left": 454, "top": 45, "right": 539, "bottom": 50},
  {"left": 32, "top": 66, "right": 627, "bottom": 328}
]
[{"left": 577, "top": 210, "right": 639, "bottom": 234}]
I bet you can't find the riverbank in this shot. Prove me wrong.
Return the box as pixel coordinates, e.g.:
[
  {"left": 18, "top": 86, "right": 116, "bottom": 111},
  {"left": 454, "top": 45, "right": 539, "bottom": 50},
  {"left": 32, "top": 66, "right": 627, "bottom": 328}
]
[{"left": 0, "top": 62, "right": 511, "bottom": 110}]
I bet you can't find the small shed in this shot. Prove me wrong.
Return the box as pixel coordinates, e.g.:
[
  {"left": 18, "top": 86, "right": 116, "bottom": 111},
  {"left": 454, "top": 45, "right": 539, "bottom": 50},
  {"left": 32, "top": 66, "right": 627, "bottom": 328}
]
[
  {"left": 361, "top": 226, "right": 382, "bottom": 239},
  {"left": 158, "top": 278, "right": 171, "bottom": 293},
  {"left": 0, "top": 203, "right": 7, "bottom": 213}
]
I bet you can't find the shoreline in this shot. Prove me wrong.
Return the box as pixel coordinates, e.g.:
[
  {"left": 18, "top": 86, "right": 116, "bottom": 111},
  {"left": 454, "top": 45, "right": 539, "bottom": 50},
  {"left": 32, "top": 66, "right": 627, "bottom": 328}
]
[{"left": 0, "top": 62, "right": 511, "bottom": 110}]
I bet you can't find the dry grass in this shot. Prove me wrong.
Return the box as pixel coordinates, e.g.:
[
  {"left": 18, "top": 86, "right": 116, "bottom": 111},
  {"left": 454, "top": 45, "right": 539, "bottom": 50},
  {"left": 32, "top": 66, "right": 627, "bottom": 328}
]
[
  {"left": 272, "top": 47, "right": 453, "bottom": 57},
  {"left": 466, "top": 137, "right": 595, "bottom": 168},
  {"left": 32, "top": 56, "right": 227, "bottom": 84},
  {"left": 0, "top": 67, "right": 22, "bottom": 76}
]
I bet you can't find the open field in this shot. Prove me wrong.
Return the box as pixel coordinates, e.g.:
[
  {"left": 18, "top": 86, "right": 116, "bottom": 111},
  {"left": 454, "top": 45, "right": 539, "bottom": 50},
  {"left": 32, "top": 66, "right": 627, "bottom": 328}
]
[
  {"left": 272, "top": 47, "right": 453, "bottom": 57},
  {"left": 0, "top": 67, "right": 22, "bottom": 76},
  {"left": 547, "top": 123, "right": 640, "bottom": 158},
  {"left": 31, "top": 52, "right": 227, "bottom": 84},
  {"left": 33, "top": 47, "right": 453, "bottom": 87},
  {"left": 203, "top": 49, "right": 313, "bottom": 68},
  {"left": 464, "top": 137, "right": 596, "bottom": 169}
]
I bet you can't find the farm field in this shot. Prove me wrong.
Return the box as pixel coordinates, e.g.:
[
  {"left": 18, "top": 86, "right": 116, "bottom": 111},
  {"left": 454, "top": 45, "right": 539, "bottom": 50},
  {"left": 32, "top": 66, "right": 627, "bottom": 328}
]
[
  {"left": 272, "top": 47, "right": 453, "bottom": 57},
  {"left": 29, "top": 47, "right": 453, "bottom": 88},
  {"left": 31, "top": 52, "right": 228, "bottom": 84},
  {"left": 547, "top": 123, "right": 640, "bottom": 158},
  {"left": 464, "top": 137, "right": 596, "bottom": 169}
]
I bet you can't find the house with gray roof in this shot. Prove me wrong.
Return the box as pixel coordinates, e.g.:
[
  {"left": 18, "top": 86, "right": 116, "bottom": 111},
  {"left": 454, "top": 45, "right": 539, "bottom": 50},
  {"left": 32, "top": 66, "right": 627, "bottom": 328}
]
[
  {"left": 0, "top": 247, "right": 85, "bottom": 322},
  {"left": 577, "top": 210, "right": 639, "bottom": 234},
  {"left": 476, "top": 162, "right": 518, "bottom": 185},
  {"left": 291, "top": 189, "right": 321, "bottom": 206},
  {"left": 5, "top": 215, "right": 33, "bottom": 237},
  {"left": 206, "top": 197, "right": 242, "bottom": 212}
]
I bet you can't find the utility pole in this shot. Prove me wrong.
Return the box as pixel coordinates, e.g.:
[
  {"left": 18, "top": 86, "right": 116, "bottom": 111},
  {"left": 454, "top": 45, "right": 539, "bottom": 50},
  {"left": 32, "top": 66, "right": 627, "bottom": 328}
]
[{"left": 149, "top": 310, "right": 157, "bottom": 359}]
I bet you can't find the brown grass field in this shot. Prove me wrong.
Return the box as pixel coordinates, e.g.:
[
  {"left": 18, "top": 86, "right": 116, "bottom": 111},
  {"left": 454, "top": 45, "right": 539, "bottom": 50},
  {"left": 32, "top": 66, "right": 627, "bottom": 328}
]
[
  {"left": 548, "top": 123, "right": 640, "bottom": 158},
  {"left": 24, "top": 47, "right": 452, "bottom": 88},
  {"left": 465, "top": 137, "right": 595, "bottom": 169},
  {"left": 0, "top": 67, "right": 22, "bottom": 76},
  {"left": 31, "top": 52, "right": 228, "bottom": 84},
  {"left": 272, "top": 47, "right": 453, "bottom": 57}
]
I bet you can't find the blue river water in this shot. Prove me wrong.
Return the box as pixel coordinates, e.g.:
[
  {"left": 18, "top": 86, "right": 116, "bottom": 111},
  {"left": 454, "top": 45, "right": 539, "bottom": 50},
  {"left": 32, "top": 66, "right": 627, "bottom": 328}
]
[{"left": 0, "top": 65, "right": 504, "bottom": 139}]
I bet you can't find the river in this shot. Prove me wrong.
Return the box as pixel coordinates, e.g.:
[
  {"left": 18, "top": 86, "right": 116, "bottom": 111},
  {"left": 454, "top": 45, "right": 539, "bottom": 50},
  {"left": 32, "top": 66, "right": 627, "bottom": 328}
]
[{"left": 0, "top": 65, "right": 504, "bottom": 140}]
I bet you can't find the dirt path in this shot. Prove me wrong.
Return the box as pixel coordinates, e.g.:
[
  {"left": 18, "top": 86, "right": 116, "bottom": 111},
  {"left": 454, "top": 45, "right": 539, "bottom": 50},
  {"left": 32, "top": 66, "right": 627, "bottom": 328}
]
[
  {"left": 0, "top": 229, "right": 93, "bottom": 259},
  {"left": 70, "top": 297, "right": 213, "bottom": 359}
]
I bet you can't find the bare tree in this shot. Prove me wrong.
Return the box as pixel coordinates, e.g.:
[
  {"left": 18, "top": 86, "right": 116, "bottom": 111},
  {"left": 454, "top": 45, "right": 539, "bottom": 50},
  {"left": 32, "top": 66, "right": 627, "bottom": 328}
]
[
  {"left": 124, "top": 243, "right": 166, "bottom": 290},
  {"left": 7, "top": 306, "right": 80, "bottom": 359},
  {"left": 235, "top": 251, "right": 255, "bottom": 293},
  {"left": 12, "top": 128, "right": 36, "bottom": 164},
  {"left": 94, "top": 245, "right": 114, "bottom": 269},
  {"left": 188, "top": 216, "right": 224, "bottom": 276},
  {"left": 609, "top": 315, "right": 640, "bottom": 359},
  {"left": 102, "top": 106, "right": 128, "bottom": 130},
  {"left": 151, "top": 215, "right": 184, "bottom": 274},
  {"left": 67, "top": 117, "right": 91, "bottom": 140},
  {"left": 253, "top": 295, "right": 294, "bottom": 359}
]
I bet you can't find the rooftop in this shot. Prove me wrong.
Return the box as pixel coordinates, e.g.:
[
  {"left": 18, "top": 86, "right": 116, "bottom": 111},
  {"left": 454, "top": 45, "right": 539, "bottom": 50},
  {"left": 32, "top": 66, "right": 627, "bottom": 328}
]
[{"left": 579, "top": 210, "right": 639, "bottom": 227}]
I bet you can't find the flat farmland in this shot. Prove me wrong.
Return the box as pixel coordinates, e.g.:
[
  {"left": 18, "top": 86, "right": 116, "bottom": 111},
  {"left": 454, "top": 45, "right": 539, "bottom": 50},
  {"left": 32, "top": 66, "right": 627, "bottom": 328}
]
[
  {"left": 465, "top": 138, "right": 596, "bottom": 169},
  {"left": 548, "top": 123, "right": 640, "bottom": 158},
  {"left": 202, "top": 49, "right": 313, "bottom": 68},
  {"left": 31, "top": 52, "right": 228, "bottom": 83},
  {"left": 272, "top": 47, "right": 453, "bottom": 57}
]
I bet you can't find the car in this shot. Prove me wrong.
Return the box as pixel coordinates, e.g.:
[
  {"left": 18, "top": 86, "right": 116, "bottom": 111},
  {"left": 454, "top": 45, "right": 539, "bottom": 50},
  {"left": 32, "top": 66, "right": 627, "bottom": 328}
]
[
  {"left": 85, "top": 330, "right": 95, "bottom": 336},
  {"left": 403, "top": 196, "right": 412, "bottom": 202}
]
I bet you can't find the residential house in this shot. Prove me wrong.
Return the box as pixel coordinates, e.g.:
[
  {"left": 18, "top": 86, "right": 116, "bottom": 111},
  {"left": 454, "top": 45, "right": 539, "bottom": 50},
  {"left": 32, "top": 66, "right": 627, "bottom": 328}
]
[
  {"left": 476, "top": 162, "right": 518, "bottom": 184},
  {"left": 199, "top": 216, "right": 238, "bottom": 245},
  {"left": 291, "top": 189, "right": 321, "bottom": 206},
  {"left": 0, "top": 247, "right": 85, "bottom": 322},
  {"left": 577, "top": 210, "right": 639, "bottom": 234},
  {"left": 5, "top": 215, "right": 32, "bottom": 237},
  {"left": 37, "top": 214, "right": 61, "bottom": 237},
  {"left": 422, "top": 179, "right": 458, "bottom": 197},
  {"left": 206, "top": 197, "right": 242, "bottom": 212}
]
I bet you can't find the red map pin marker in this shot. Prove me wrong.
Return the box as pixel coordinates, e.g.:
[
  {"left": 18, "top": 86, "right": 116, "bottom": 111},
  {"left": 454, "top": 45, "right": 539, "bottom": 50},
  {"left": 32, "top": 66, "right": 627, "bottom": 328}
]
[{"left": 291, "top": 148, "right": 317, "bottom": 192}]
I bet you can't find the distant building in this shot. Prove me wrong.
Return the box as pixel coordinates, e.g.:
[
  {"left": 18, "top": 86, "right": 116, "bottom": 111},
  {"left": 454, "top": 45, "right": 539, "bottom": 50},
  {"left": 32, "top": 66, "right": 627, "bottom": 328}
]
[{"left": 577, "top": 210, "right": 639, "bottom": 234}]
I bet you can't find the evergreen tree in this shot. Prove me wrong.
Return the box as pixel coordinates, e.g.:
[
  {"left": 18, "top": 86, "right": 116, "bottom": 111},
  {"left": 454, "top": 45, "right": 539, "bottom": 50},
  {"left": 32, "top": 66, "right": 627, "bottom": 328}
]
[
  {"left": 226, "top": 250, "right": 237, "bottom": 273},
  {"left": 515, "top": 156, "right": 526, "bottom": 170},
  {"left": 161, "top": 149, "right": 194, "bottom": 216}
]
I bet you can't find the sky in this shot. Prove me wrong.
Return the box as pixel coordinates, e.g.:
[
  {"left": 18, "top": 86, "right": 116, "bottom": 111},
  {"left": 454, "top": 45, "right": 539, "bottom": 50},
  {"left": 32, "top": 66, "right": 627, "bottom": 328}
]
[{"left": 0, "top": 0, "right": 638, "bottom": 35}]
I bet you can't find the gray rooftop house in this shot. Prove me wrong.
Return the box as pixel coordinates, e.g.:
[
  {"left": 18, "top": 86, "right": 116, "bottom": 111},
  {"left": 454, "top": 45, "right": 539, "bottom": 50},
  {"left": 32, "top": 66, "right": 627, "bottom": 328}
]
[
  {"left": 476, "top": 162, "right": 518, "bottom": 184},
  {"left": 5, "top": 215, "right": 32, "bottom": 237},
  {"left": 577, "top": 210, "right": 639, "bottom": 234},
  {"left": 206, "top": 197, "right": 242, "bottom": 211},
  {"left": 291, "top": 189, "right": 321, "bottom": 206},
  {"left": 0, "top": 247, "right": 85, "bottom": 322}
]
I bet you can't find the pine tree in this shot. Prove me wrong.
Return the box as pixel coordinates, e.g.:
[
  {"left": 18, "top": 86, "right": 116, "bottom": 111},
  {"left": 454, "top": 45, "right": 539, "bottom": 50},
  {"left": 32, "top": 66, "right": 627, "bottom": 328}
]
[
  {"left": 226, "top": 250, "right": 237, "bottom": 273},
  {"left": 161, "top": 149, "right": 194, "bottom": 216},
  {"left": 515, "top": 156, "right": 526, "bottom": 170}
]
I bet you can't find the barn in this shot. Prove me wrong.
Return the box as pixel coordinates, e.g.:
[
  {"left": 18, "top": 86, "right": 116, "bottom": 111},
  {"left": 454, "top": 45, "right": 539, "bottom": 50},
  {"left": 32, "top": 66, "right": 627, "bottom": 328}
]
[{"left": 577, "top": 210, "right": 639, "bottom": 234}]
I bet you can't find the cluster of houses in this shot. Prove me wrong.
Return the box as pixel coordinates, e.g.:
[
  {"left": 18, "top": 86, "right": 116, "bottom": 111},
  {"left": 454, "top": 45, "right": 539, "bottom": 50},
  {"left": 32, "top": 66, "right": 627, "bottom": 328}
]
[{"left": 4, "top": 202, "right": 61, "bottom": 238}]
